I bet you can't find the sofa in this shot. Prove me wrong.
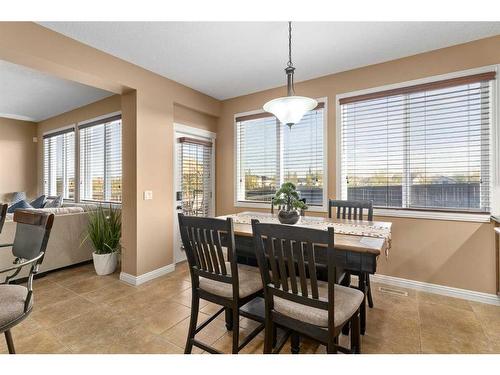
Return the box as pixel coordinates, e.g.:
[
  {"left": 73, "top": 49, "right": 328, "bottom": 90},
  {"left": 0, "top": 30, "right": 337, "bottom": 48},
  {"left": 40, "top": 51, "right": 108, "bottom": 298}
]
[{"left": 0, "top": 206, "right": 94, "bottom": 280}]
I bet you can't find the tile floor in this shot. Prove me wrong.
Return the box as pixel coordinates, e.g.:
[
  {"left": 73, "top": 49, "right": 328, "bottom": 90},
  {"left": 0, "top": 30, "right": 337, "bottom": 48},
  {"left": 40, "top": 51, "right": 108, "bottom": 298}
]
[{"left": 2, "top": 262, "right": 500, "bottom": 354}]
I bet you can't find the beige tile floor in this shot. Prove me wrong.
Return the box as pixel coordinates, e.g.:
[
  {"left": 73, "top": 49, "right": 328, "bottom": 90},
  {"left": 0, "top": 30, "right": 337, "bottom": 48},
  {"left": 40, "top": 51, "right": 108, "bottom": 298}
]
[{"left": 2, "top": 261, "right": 500, "bottom": 354}]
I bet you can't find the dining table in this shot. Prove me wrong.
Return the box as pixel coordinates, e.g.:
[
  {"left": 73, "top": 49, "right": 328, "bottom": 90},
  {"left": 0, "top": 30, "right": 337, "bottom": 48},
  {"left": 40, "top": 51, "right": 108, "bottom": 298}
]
[{"left": 216, "top": 211, "right": 393, "bottom": 334}]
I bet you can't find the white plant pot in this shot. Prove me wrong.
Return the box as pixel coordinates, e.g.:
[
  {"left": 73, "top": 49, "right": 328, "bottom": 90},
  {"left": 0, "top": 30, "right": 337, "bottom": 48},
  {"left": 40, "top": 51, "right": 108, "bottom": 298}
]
[{"left": 92, "top": 252, "right": 118, "bottom": 276}]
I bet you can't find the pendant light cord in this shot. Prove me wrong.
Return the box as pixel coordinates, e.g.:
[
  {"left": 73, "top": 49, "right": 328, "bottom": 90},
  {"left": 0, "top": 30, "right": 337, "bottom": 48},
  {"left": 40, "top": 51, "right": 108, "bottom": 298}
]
[{"left": 287, "top": 21, "right": 293, "bottom": 67}]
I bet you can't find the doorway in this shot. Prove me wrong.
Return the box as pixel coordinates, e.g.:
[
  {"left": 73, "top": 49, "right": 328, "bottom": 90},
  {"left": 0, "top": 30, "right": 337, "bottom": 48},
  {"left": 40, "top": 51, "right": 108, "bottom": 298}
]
[{"left": 173, "top": 124, "right": 216, "bottom": 263}]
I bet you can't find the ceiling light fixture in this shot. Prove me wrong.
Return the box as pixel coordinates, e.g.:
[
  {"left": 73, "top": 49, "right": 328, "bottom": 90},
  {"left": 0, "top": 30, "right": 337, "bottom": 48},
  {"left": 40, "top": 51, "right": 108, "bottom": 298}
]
[{"left": 263, "top": 22, "right": 317, "bottom": 129}]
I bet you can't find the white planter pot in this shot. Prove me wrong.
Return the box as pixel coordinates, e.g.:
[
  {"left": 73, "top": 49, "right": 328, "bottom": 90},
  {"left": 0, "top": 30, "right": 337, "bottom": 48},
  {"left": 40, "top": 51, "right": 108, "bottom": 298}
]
[{"left": 92, "top": 252, "right": 118, "bottom": 276}]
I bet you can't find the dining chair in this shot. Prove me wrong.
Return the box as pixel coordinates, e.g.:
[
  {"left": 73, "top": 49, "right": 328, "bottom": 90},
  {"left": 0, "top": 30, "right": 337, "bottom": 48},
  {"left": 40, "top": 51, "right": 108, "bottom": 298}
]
[
  {"left": 251, "top": 220, "right": 363, "bottom": 354},
  {"left": 328, "top": 199, "right": 375, "bottom": 310},
  {"left": 0, "top": 209, "right": 55, "bottom": 354},
  {"left": 0, "top": 203, "right": 7, "bottom": 234},
  {"left": 178, "top": 213, "right": 264, "bottom": 354}
]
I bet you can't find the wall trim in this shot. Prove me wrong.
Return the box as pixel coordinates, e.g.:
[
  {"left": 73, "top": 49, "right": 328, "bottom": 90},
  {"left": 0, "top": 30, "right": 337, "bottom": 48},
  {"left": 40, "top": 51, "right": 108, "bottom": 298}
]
[
  {"left": 371, "top": 273, "right": 500, "bottom": 306},
  {"left": 119, "top": 263, "right": 175, "bottom": 286}
]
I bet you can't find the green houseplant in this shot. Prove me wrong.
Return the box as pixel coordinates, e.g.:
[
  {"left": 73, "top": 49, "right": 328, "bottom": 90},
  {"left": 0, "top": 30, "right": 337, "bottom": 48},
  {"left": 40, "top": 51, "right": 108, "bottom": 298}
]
[
  {"left": 272, "top": 182, "right": 307, "bottom": 225},
  {"left": 82, "top": 204, "right": 121, "bottom": 275}
]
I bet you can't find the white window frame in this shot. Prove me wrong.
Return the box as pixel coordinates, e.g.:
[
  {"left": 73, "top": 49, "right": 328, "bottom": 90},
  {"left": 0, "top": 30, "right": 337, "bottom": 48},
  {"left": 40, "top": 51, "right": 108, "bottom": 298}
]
[
  {"left": 336, "top": 66, "right": 499, "bottom": 223},
  {"left": 42, "top": 111, "right": 122, "bottom": 204},
  {"left": 234, "top": 98, "right": 328, "bottom": 212}
]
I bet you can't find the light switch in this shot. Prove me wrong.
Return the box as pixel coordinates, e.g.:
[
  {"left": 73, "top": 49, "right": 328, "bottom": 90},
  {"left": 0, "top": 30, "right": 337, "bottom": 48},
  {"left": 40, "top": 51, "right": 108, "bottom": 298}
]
[
  {"left": 143, "top": 190, "right": 153, "bottom": 200},
  {"left": 33, "top": 137, "right": 38, "bottom": 143}
]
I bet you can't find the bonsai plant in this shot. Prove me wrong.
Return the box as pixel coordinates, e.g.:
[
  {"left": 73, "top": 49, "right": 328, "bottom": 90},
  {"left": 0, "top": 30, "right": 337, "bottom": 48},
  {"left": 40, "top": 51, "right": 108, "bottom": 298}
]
[
  {"left": 82, "top": 204, "right": 121, "bottom": 275},
  {"left": 272, "top": 182, "right": 307, "bottom": 225}
]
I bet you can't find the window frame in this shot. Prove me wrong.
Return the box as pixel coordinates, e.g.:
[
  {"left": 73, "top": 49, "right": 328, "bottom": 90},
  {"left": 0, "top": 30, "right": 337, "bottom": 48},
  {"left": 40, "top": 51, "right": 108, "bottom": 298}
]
[
  {"left": 42, "top": 125, "right": 76, "bottom": 201},
  {"left": 233, "top": 97, "right": 328, "bottom": 212},
  {"left": 336, "top": 66, "right": 499, "bottom": 223},
  {"left": 42, "top": 111, "right": 122, "bottom": 205}
]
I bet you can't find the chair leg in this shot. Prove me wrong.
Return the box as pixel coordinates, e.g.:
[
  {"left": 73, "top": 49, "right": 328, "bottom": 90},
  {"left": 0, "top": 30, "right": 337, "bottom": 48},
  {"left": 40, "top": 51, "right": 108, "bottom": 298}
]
[
  {"left": 231, "top": 307, "right": 239, "bottom": 354},
  {"left": 351, "top": 310, "right": 361, "bottom": 354},
  {"left": 359, "top": 273, "right": 367, "bottom": 335},
  {"left": 5, "top": 330, "right": 15, "bottom": 354},
  {"left": 326, "top": 341, "right": 337, "bottom": 354},
  {"left": 290, "top": 332, "right": 300, "bottom": 354},
  {"left": 366, "top": 274, "right": 374, "bottom": 308},
  {"left": 263, "top": 318, "right": 274, "bottom": 354},
  {"left": 184, "top": 290, "right": 200, "bottom": 354},
  {"left": 225, "top": 307, "right": 233, "bottom": 331}
]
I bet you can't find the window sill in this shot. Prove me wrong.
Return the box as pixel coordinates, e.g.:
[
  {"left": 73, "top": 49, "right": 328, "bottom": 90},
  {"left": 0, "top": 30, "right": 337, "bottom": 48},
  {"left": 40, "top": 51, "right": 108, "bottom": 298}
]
[
  {"left": 234, "top": 201, "right": 327, "bottom": 213},
  {"left": 373, "top": 208, "right": 491, "bottom": 223}
]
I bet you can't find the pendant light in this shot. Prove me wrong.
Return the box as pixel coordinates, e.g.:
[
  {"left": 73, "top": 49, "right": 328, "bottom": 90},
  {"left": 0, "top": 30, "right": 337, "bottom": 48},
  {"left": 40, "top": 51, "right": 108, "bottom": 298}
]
[{"left": 263, "top": 22, "right": 317, "bottom": 129}]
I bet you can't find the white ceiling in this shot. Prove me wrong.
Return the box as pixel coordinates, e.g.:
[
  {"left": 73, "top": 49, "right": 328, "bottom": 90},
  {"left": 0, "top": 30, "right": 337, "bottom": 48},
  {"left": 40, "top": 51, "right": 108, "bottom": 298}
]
[
  {"left": 0, "top": 60, "right": 113, "bottom": 122},
  {"left": 39, "top": 22, "right": 500, "bottom": 100}
]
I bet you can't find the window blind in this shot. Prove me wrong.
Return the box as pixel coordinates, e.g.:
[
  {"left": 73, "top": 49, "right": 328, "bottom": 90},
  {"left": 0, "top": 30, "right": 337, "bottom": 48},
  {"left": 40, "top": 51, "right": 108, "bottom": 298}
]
[
  {"left": 43, "top": 129, "right": 75, "bottom": 199},
  {"left": 79, "top": 116, "right": 122, "bottom": 202},
  {"left": 340, "top": 73, "right": 494, "bottom": 212},
  {"left": 236, "top": 104, "right": 325, "bottom": 206},
  {"left": 178, "top": 137, "right": 213, "bottom": 217}
]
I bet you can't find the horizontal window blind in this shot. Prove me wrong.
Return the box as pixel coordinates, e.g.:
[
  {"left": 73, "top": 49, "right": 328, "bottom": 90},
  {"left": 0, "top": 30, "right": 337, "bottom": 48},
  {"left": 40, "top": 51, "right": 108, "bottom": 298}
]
[
  {"left": 178, "top": 137, "right": 213, "bottom": 217},
  {"left": 340, "top": 74, "right": 494, "bottom": 212},
  {"left": 79, "top": 116, "right": 122, "bottom": 202},
  {"left": 43, "top": 129, "right": 75, "bottom": 200},
  {"left": 236, "top": 105, "right": 325, "bottom": 206}
]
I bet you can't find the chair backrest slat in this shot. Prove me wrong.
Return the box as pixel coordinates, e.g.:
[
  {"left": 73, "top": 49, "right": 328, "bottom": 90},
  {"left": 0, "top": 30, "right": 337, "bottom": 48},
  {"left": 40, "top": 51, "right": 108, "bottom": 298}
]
[
  {"left": 294, "top": 240, "right": 308, "bottom": 297},
  {"left": 265, "top": 237, "right": 281, "bottom": 288},
  {"left": 329, "top": 199, "right": 373, "bottom": 221},
  {"left": 205, "top": 229, "right": 220, "bottom": 274},
  {"left": 275, "top": 239, "right": 289, "bottom": 292},
  {"left": 306, "top": 242, "right": 319, "bottom": 299},
  {"left": 284, "top": 240, "right": 298, "bottom": 294},
  {"left": 212, "top": 230, "right": 228, "bottom": 275}
]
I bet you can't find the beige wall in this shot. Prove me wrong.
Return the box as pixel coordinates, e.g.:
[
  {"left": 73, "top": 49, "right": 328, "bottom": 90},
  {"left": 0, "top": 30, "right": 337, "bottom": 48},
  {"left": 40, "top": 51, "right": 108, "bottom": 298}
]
[
  {"left": 0, "top": 117, "right": 37, "bottom": 202},
  {"left": 0, "top": 22, "right": 221, "bottom": 277},
  {"left": 216, "top": 35, "right": 500, "bottom": 294},
  {"left": 173, "top": 104, "right": 218, "bottom": 133},
  {"left": 36, "top": 94, "right": 121, "bottom": 195}
]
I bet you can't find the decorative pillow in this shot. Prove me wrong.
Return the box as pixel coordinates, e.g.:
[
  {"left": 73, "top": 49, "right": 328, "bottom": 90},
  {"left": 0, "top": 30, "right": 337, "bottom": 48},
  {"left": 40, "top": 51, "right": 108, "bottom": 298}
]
[
  {"left": 11, "top": 191, "right": 26, "bottom": 204},
  {"left": 7, "top": 199, "right": 33, "bottom": 213},
  {"left": 45, "top": 195, "right": 63, "bottom": 208},
  {"left": 30, "top": 195, "right": 47, "bottom": 209}
]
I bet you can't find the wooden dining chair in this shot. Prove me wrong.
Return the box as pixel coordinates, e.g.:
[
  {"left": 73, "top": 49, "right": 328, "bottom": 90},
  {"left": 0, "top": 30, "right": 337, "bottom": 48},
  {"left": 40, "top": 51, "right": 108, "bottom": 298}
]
[
  {"left": 251, "top": 220, "right": 363, "bottom": 354},
  {"left": 0, "top": 210, "right": 55, "bottom": 354},
  {"left": 329, "top": 199, "right": 375, "bottom": 308},
  {"left": 0, "top": 204, "right": 7, "bottom": 234},
  {"left": 178, "top": 214, "right": 264, "bottom": 354}
]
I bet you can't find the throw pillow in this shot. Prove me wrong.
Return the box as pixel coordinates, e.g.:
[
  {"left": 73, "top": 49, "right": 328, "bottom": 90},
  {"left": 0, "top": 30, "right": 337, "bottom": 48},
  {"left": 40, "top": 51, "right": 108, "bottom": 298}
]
[
  {"left": 30, "top": 194, "right": 47, "bottom": 209},
  {"left": 7, "top": 199, "right": 33, "bottom": 213},
  {"left": 11, "top": 191, "right": 26, "bottom": 203},
  {"left": 45, "top": 195, "right": 63, "bottom": 208}
]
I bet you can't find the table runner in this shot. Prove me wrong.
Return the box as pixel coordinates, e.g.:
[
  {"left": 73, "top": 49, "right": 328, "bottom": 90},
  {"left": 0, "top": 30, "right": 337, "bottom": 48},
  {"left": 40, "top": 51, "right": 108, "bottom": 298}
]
[{"left": 221, "top": 213, "right": 392, "bottom": 252}]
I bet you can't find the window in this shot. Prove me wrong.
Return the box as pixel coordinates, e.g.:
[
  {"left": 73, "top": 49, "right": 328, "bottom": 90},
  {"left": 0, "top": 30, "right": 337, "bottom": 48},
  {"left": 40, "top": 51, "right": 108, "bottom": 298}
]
[
  {"left": 339, "top": 72, "right": 495, "bottom": 213},
  {"left": 236, "top": 103, "right": 325, "bottom": 208},
  {"left": 79, "top": 115, "right": 122, "bottom": 202},
  {"left": 43, "top": 129, "right": 75, "bottom": 199}
]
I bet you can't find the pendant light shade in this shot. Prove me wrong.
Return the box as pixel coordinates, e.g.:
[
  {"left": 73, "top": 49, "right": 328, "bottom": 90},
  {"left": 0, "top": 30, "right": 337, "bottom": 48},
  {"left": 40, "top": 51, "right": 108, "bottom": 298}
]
[
  {"left": 263, "top": 96, "right": 317, "bottom": 127},
  {"left": 263, "top": 22, "right": 317, "bottom": 128}
]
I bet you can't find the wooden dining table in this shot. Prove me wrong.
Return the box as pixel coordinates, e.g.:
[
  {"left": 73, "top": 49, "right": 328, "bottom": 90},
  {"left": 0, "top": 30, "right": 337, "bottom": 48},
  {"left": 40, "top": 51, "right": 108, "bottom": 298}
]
[{"left": 216, "top": 211, "right": 393, "bottom": 334}]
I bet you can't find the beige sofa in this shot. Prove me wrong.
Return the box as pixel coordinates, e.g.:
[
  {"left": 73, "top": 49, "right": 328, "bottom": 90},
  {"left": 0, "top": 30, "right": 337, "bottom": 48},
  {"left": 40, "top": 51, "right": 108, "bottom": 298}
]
[{"left": 0, "top": 207, "right": 94, "bottom": 280}]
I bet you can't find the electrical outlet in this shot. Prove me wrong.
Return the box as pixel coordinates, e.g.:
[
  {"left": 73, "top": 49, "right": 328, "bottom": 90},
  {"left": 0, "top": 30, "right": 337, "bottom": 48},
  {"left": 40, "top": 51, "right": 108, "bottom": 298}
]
[{"left": 143, "top": 190, "right": 153, "bottom": 200}]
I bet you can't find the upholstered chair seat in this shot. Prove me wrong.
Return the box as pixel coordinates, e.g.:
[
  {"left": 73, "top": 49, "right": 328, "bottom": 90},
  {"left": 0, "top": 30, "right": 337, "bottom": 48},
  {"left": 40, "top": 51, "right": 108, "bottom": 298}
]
[
  {"left": 199, "top": 262, "right": 262, "bottom": 299},
  {"left": 0, "top": 285, "right": 32, "bottom": 329},
  {"left": 273, "top": 281, "right": 363, "bottom": 328}
]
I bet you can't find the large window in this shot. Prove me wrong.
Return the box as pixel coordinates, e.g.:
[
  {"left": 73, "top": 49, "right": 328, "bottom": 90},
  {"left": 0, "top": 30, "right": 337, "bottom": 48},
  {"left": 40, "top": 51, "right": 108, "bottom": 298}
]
[
  {"left": 236, "top": 103, "right": 325, "bottom": 208},
  {"left": 339, "top": 72, "right": 495, "bottom": 213},
  {"left": 43, "top": 129, "right": 75, "bottom": 199},
  {"left": 79, "top": 115, "right": 122, "bottom": 202}
]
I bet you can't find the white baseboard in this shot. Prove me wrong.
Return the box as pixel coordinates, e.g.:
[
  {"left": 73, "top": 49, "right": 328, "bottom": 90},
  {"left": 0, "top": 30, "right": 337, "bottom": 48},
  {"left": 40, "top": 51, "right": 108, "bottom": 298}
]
[
  {"left": 120, "top": 263, "right": 175, "bottom": 286},
  {"left": 371, "top": 273, "right": 500, "bottom": 306}
]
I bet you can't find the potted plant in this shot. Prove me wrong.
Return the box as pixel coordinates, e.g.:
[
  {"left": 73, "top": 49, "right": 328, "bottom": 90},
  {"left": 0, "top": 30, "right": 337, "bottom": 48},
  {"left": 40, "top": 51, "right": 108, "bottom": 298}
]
[
  {"left": 82, "top": 204, "right": 121, "bottom": 275},
  {"left": 272, "top": 182, "right": 308, "bottom": 225}
]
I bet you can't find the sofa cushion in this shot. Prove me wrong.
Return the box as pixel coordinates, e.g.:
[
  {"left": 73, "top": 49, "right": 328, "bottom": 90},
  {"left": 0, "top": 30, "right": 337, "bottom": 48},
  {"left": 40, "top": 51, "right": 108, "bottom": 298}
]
[
  {"left": 40, "top": 207, "right": 84, "bottom": 215},
  {"left": 0, "top": 285, "right": 32, "bottom": 329},
  {"left": 45, "top": 195, "right": 63, "bottom": 208},
  {"left": 30, "top": 195, "right": 47, "bottom": 209},
  {"left": 7, "top": 199, "right": 33, "bottom": 214}
]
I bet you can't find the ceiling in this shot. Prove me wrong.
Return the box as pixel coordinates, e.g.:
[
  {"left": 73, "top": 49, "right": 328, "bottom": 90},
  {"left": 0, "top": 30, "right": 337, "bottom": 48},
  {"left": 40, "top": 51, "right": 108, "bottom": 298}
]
[
  {"left": 0, "top": 60, "right": 113, "bottom": 122},
  {"left": 39, "top": 22, "right": 500, "bottom": 100}
]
